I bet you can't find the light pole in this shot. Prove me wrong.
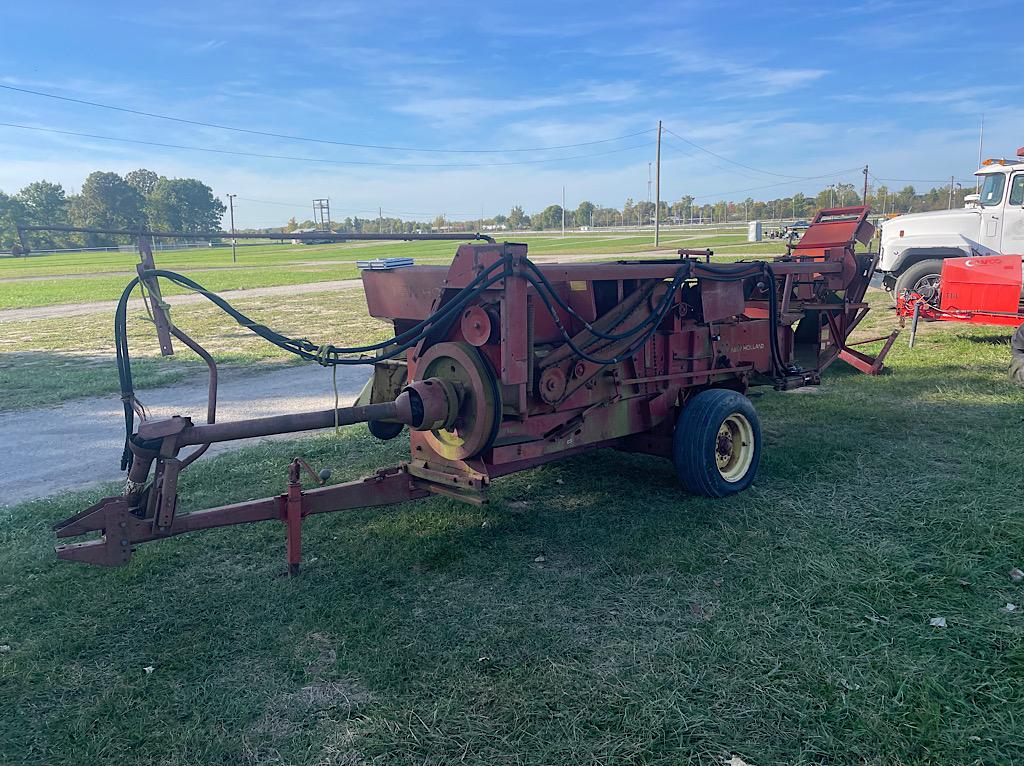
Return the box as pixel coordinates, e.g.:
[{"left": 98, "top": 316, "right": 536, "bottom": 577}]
[
  {"left": 226, "top": 194, "right": 237, "bottom": 263},
  {"left": 654, "top": 119, "right": 662, "bottom": 246}
]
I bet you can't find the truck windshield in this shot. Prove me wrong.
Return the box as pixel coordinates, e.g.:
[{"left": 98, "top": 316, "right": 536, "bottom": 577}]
[{"left": 979, "top": 173, "right": 1005, "bottom": 206}]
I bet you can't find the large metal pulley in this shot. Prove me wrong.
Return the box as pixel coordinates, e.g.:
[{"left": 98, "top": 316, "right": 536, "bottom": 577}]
[{"left": 413, "top": 341, "right": 502, "bottom": 460}]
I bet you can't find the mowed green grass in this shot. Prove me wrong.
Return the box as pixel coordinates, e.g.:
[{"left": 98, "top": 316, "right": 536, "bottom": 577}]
[
  {"left": 2, "top": 314, "right": 1022, "bottom": 765},
  {"left": 0, "top": 287, "right": 392, "bottom": 411},
  {"left": 1, "top": 248, "right": 778, "bottom": 413},
  {"left": 0, "top": 232, "right": 785, "bottom": 310}
]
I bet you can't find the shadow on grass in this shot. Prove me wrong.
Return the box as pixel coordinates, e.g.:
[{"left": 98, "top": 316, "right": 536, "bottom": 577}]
[
  {"left": 0, "top": 350, "right": 201, "bottom": 412},
  {"left": 3, "top": 383, "right": 1024, "bottom": 764},
  {"left": 963, "top": 332, "right": 1015, "bottom": 345}
]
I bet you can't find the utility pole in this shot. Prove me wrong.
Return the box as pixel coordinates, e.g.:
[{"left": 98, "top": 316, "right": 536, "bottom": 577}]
[
  {"left": 948, "top": 175, "right": 955, "bottom": 209},
  {"left": 862, "top": 165, "right": 869, "bottom": 207},
  {"left": 654, "top": 120, "right": 662, "bottom": 246},
  {"left": 378, "top": 207, "right": 383, "bottom": 234},
  {"left": 977, "top": 114, "right": 985, "bottom": 193},
  {"left": 561, "top": 186, "right": 566, "bottom": 237},
  {"left": 226, "top": 194, "right": 237, "bottom": 263}
]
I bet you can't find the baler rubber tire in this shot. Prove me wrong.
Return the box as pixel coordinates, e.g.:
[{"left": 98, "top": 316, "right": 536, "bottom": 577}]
[
  {"left": 673, "top": 388, "right": 761, "bottom": 497},
  {"left": 368, "top": 420, "right": 404, "bottom": 440}
]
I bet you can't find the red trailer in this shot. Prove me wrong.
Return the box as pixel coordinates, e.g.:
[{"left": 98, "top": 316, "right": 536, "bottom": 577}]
[{"left": 52, "top": 207, "right": 896, "bottom": 571}]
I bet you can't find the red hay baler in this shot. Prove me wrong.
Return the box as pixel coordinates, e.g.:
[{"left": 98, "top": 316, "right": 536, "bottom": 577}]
[{"left": 53, "top": 207, "right": 896, "bottom": 571}]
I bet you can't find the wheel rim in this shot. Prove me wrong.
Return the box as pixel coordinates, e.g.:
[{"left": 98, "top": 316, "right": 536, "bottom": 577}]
[
  {"left": 715, "top": 413, "right": 755, "bottom": 483},
  {"left": 912, "top": 273, "right": 941, "bottom": 306}
]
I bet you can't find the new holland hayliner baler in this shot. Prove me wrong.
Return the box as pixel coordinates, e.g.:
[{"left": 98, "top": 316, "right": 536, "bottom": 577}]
[{"left": 48, "top": 207, "right": 896, "bottom": 572}]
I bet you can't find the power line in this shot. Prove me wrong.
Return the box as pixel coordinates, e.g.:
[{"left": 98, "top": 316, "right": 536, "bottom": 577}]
[
  {"left": 236, "top": 197, "right": 312, "bottom": 208},
  {"left": 237, "top": 198, "right": 477, "bottom": 220},
  {"left": 0, "top": 121, "right": 653, "bottom": 168},
  {"left": 662, "top": 126, "right": 833, "bottom": 180},
  {"left": 687, "top": 167, "right": 863, "bottom": 201},
  {"left": 0, "top": 82, "right": 655, "bottom": 154},
  {"left": 871, "top": 174, "right": 975, "bottom": 185}
]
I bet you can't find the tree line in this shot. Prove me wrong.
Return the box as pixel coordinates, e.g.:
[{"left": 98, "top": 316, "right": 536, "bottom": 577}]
[
  {"left": 504, "top": 181, "right": 975, "bottom": 231},
  {"left": 256, "top": 181, "right": 978, "bottom": 237},
  {"left": 0, "top": 173, "right": 977, "bottom": 250},
  {"left": 0, "top": 169, "right": 225, "bottom": 251}
]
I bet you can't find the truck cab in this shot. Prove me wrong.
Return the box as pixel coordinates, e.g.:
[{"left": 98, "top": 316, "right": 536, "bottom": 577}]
[{"left": 878, "top": 148, "right": 1024, "bottom": 302}]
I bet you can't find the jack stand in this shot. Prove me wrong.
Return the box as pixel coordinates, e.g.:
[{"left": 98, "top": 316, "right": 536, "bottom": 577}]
[
  {"left": 284, "top": 476, "right": 303, "bottom": 577},
  {"left": 281, "top": 457, "right": 327, "bottom": 576}
]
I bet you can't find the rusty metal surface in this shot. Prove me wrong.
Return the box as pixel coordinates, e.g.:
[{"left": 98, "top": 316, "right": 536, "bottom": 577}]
[
  {"left": 136, "top": 238, "right": 174, "bottom": 356},
  {"left": 54, "top": 206, "right": 897, "bottom": 570},
  {"left": 55, "top": 466, "right": 429, "bottom": 567}
]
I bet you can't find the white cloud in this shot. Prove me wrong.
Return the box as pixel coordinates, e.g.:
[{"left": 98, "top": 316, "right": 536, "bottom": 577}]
[
  {"left": 627, "top": 45, "right": 827, "bottom": 97},
  {"left": 187, "top": 39, "right": 227, "bottom": 54}
]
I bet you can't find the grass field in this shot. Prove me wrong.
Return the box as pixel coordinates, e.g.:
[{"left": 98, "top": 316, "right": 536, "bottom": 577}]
[
  {"left": 0, "top": 287, "right": 391, "bottom": 411},
  {"left": 2, "top": 308, "right": 1022, "bottom": 764},
  {"left": 0, "top": 240, "right": 787, "bottom": 412},
  {"left": 0, "top": 232, "right": 787, "bottom": 310}
]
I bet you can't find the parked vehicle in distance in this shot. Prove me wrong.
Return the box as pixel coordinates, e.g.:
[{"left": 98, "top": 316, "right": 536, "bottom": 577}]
[
  {"left": 768, "top": 220, "right": 810, "bottom": 241},
  {"left": 878, "top": 148, "right": 1024, "bottom": 303}
]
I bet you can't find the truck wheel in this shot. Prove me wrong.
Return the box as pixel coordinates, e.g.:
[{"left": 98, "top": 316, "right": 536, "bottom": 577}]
[
  {"left": 673, "top": 389, "right": 761, "bottom": 497},
  {"left": 894, "top": 259, "right": 943, "bottom": 306},
  {"left": 368, "top": 420, "right": 403, "bottom": 440}
]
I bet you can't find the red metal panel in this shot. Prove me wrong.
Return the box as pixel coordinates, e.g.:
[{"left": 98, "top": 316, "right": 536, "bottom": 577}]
[
  {"left": 501, "top": 270, "right": 529, "bottom": 386},
  {"left": 793, "top": 206, "right": 874, "bottom": 253},
  {"left": 701, "top": 280, "right": 746, "bottom": 322},
  {"left": 717, "top": 321, "right": 775, "bottom": 374},
  {"left": 940, "top": 255, "right": 1023, "bottom": 315},
  {"left": 362, "top": 267, "right": 446, "bottom": 320}
]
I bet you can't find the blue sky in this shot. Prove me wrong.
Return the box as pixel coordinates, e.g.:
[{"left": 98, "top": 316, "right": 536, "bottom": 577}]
[{"left": 1, "top": 0, "right": 1020, "bottom": 226}]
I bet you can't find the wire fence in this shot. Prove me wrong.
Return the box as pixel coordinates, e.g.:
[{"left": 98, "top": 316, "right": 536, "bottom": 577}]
[{"left": 2, "top": 240, "right": 285, "bottom": 258}]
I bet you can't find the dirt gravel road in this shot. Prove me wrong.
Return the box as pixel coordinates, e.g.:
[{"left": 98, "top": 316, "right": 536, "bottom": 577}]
[{"left": 1, "top": 364, "right": 373, "bottom": 506}]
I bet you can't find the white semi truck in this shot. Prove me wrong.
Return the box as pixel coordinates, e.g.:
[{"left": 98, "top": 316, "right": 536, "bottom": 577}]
[{"left": 878, "top": 148, "right": 1024, "bottom": 302}]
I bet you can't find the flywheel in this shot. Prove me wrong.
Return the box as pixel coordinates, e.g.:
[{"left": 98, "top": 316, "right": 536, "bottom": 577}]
[{"left": 414, "top": 341, "right": 502, "bottom": 460}]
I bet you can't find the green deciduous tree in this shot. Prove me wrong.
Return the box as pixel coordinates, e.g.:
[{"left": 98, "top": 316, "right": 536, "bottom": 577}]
[
  {"left": 124, "top": 168, "right": 159, "bottom": 198},
  {"left": 16, "top": 180, "right": 69, "bottom": 248},
  {"left": 508, "top": 206, "right": 526, "bottom": 229},
  {"left": 575, "top": 200, "right": 595, "bottom": 228},
  {"left": 17, "top": 180, "right": 68, "bottom": 225},
  {"left": 0, "top": 192, "right": 27, "bottom": 252},
  {"left": 71, "top": 172, "right": 147, "bottom": 244},
  {"left": 538, "top": 204, "right": 563, "bottom": 230},
  {"left": 146, "top": 177, "right": 225, "bottom": 233}
]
